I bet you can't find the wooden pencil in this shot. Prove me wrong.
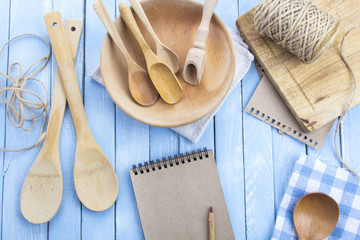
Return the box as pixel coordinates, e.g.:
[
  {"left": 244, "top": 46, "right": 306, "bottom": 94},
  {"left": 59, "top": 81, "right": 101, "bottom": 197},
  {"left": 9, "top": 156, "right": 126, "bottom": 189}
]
[{"left": 209, "top": 206, "right": 215, "bottom": 240}]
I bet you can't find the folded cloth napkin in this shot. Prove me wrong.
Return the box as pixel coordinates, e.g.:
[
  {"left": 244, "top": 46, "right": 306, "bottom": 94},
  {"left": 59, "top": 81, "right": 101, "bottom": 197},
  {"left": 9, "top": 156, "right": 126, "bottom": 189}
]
[
  {"left": 272, "top": 154, "right": 360, "bottom": 240},
  {"left": 91, "top": 27, "right": 254, "bottom": 143}
]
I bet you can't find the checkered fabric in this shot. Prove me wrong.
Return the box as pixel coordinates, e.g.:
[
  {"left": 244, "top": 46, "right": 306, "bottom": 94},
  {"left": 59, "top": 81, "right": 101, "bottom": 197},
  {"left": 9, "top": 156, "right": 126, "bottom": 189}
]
[{"left": 272, "top": 154, "right": 360, "bottom": 240}]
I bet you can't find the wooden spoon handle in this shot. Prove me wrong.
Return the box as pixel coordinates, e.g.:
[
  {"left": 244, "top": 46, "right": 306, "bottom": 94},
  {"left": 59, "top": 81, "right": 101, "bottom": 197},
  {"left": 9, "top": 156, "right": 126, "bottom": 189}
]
[
  {"left": 93, "top": 0, "right": 133, "bottom": 63},
  {"left": 45, "top": 19, "right": 83, "bottom": 148},
  {"left": 128, "top": 0, "right": 160, "bottom": 45},
  {"left": 44, "top": 12, "right": 89, "bottom": 136},
  {"left": 118, "top": 3, "right": 151, "bottom": 54},
  {"left": 194, "top": 0, "right": 218, "bottom": 49}
]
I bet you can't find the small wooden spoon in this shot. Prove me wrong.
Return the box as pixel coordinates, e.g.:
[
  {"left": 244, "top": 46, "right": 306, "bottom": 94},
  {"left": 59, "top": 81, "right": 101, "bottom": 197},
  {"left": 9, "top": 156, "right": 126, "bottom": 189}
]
[
  {"left": 129, "top": 0, "right": 180, "bottom": 73},
  {"left": 20, "top": 19, "right": 82, "bottom": 224},
  {"left": 44, "top": 12, "right": 118, "bottom": 212},
  {"left": 93, "top": 0, "right": 158, "bottom": 106},
  {"left": 118, "top": 3, "right": 183, "bottom": 105},
  {"left": 293, "top": 192, "right": 339, "bottom": 240}
]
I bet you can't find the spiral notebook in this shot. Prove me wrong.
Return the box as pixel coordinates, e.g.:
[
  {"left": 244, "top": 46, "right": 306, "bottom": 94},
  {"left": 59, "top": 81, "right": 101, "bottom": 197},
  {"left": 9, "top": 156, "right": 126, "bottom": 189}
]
[{"left": 130, "top": 149, "right": 235, "bottom": 240}]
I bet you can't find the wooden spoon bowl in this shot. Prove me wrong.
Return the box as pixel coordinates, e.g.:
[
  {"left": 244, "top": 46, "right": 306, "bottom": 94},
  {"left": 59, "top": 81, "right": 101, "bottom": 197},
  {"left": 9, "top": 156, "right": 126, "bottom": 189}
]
[
  {"left": 293, "top": 192, "right": 339, "bottom": 240},
  {"left": 100, "top": 0, "right": 235, "bottom": 127}
]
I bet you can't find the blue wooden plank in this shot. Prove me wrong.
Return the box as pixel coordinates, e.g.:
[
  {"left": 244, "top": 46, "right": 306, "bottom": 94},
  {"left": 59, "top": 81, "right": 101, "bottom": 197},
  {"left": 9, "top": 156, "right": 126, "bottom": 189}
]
[
  {"left": 179, "top": 120, "right": 214, "bottom": 151},
  {"left": 241, "top": 63, "right": 275, "bottom": 239},
  {"left": 340, "top": 105, "right": 360, "bottom": 175},
  {"left": 82, "top": 0, "right": 116, "bottom": 238},
  {"left": 213, "top": 0, "right": 246, "bottom": 239},
  {"left": 215, "top": 85, "right": 246, "bottom": 240},
  {"left": 115, "top": 111, "right": 148, "bottom": 240},
  {"left": 150, "top": 127, "right": 179, "bottom": 160},
  {"left": 0, "top": 0, "right": 10, "bottom": 238},
  {"left": 306, "top": 122, "right": 341, "bottom": 167},
  {"left": 272, "top": 130, "right": 305, "bottom": 211},
  {"left": 48, "top": 0, "right": 84, "bottom": 239},
  {"left": 2, "top": 0, "right": 52, "bottom": 238}
]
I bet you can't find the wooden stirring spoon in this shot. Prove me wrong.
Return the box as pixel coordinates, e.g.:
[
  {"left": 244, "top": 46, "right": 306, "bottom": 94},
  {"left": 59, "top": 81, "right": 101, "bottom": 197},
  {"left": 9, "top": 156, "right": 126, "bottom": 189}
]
[
  {"left": 93, "top": 0, "right": 158, "bottom": 106},
  {"left": 119, "top": 3, "right": 183, "bottom": 105},
  {"left": 20, "top": 20, "right": 82, "bottom": 224},
  {"left": 44, "top": 12, "right": 118, "bottom": 212},
  {"left": 293, "top": 192, "right": 339, "bottom": 240},
  {"left": 129, "top": 0, "right": 180, "bottom": 73}
]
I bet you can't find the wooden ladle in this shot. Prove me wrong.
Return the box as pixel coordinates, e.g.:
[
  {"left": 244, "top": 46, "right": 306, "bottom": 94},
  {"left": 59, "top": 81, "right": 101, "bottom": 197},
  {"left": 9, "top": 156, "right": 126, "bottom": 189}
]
[
  {"left": 93, "top": 0, "right": 158, "bottom": 106},
  {"left": 293, "top": 192, "right": 339, "bottom": 240},
  {"left": 118, "top": 3, "right": 183, "bottom": 105},
  {"left": 129, "top": 0, "right": 180, "bottom": 73},
  {"left": 20, "top": 19, "right": 82, "bottom": 224},
  {"left": 44, "top": 12, "right": 118, "bottom": 212}
]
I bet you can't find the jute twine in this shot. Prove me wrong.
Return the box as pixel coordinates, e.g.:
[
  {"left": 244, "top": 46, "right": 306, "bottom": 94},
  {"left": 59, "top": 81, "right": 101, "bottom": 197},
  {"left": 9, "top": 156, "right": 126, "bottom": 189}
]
[
  {"left": 254, "top": 0, "right": 340, "bottom": 63},
  {"left": 0, "top": 34, "right": 50, "bottom": 152},
  {"left": 255, "top": 0, "right": 360, "bottom": 177}
]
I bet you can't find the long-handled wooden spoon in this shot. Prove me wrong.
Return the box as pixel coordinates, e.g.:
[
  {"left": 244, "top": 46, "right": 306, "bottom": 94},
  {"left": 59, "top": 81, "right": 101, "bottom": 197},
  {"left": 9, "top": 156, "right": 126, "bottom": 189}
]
[
  {"left": 93, "top": 0, "right": 158, "bottom": 106},
  {"left": 293, "top": 192, "right": 339, "bottom": 240},
  {"left": 44, "top": 12, "right": 118, "bottom": 212},
  {"left": 129, "top": 0, "right": 180, "bottom": 73},
  {"left": 20, "top": 19, "right": 82, "bottom": 224},
  {"left": 118, "top": 3, "right": 183, "bottom": 105}
]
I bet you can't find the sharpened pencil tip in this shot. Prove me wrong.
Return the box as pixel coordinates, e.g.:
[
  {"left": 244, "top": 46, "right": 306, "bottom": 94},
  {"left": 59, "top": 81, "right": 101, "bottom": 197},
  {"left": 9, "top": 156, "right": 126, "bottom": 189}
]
[{"left": 210, "top": 206, "right": 213, "bottom": 212}]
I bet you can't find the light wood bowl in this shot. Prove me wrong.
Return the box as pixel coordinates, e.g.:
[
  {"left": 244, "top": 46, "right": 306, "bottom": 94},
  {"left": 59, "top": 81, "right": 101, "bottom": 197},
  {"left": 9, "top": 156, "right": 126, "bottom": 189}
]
[{"left": 100, "top": 0, "right": 235, "bottom": 127}]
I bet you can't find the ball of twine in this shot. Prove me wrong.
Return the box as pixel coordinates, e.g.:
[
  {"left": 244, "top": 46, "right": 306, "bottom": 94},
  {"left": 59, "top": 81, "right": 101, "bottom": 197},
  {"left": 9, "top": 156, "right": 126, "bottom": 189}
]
[{"left": 254, "top": 0, "right": 340, "bottom": 63}]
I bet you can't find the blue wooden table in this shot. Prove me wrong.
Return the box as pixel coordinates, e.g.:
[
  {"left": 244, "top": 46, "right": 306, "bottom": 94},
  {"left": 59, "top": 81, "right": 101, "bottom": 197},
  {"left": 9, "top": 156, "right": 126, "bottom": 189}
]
[{"left": 1, "top": 0, "right": 360, "bottom": 239}]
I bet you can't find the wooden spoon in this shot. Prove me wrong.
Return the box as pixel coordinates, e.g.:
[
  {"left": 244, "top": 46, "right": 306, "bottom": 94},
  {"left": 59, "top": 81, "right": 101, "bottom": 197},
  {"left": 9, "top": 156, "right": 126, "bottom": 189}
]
[
  {"left": 20, "top": 19, "right": 82, "bottom": 224},
  {"left": 293, "top": 192, "right": 339, "bottom": 240},
  {"left": 93, "top": 0, "right": 158, "bottom": 106},
  {"left": 129, "top": 0, "right": 180, "bottom": 73},
  {"left": 118, "top": 3, "right": 183, "bottom": 105},
  {"left": 44, "top": 12, "right": 118, "bottom": 212}
]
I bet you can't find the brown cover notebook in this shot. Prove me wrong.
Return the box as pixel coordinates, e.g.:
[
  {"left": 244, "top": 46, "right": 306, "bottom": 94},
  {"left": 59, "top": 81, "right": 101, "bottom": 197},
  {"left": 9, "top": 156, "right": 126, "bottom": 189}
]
[{"left": 130, "top": 149, "right": 235, "bottom": 240}]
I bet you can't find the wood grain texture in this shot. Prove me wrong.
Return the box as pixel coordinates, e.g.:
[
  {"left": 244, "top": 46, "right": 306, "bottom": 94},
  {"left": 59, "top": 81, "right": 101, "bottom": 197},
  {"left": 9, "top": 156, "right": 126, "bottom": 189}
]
[
  {"left": 242, "top": 63, "right": 275, "bottom": 239},
  {"left": 82, "top": 0, "right": 116, "bottom": 237},
  {"left": 2, "top": 0, "right": 52, "bottom": 238},
  {"left": 272, "top": 130, "right": 305, "bottom": 210},
  {"left": 101, "top": 0, "right": 235, "bottom": 127},
  {"left": 115, "top": 111, "right": 148, "bottom": 240},
  {"left": 114, "top": 3, "right": 147, "bottom": 239},
  {"left": 341, "top": 105, "right": 360, "bottom": 175},
  {"left": 47, "top": 0, "right": 84, "bottom": 238},
  {"left": 213, "top": 0, "right": 245, "bottom": 239},
  {"left": 237, "top": 0, "right": 360, "bottom": 132},
  {"left": 1, "top": 0, "right": 359, "bottom": 239},
  {"left": 0, "top": 0, "right": 10, "bottom": 237},
  {"left": 20, "top": 19, "right": 82, "bottom": 225}
]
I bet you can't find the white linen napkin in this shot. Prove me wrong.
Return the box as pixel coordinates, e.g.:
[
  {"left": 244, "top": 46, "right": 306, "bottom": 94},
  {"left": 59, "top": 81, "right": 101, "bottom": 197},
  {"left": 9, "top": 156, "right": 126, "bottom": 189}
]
[{"left": 91, "top": 27, "right": 254, "bottom": 142}]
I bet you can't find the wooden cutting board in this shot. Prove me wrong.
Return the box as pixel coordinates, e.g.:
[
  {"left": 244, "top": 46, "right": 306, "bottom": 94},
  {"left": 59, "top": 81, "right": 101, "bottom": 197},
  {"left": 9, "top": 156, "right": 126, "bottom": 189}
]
[{"left": 236, "top": 0, "right": 360, "bottom": 132}]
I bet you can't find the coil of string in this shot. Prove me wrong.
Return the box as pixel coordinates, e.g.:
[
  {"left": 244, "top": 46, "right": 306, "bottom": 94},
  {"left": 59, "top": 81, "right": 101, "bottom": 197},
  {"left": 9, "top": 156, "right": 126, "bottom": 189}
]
[
  {"left": 254, "top": 0, "right": 360, "bottom": 177},
  {"left": 0, "top": 34, "right": 50, "bottom": 152},
  {"left": 254, "top": 0, "right": 340, "bottom": 63}
]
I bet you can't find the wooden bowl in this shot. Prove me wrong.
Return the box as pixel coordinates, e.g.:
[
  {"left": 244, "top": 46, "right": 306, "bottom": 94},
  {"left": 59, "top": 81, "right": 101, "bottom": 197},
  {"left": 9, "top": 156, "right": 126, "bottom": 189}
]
[{"left": 100, "top": 0, "right": 235, "bottom": 127}]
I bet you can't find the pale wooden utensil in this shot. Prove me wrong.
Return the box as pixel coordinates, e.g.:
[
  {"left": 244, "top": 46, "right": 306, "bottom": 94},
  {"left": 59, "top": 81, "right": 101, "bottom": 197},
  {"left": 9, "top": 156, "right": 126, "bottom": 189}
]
[
  {"left": 93, "top": 0, "right": 158, "bottom": 106},
  {"left": 236, "top": 0, "right": 360, "bottom": 131},
  {"left": 118, "top": 2, "right": 183, "bottom": 105},
  {"left": 101, "top": 0, "right": 235, "bottom": 127},
  {"left": 44, "top": 12, "right": 118, "bottom": 212},
  {"left": 129, "top": 0, "right": 180, "bottom": 73},
  {"left": 183, "top": 0, "right": 218, "bottom": 86},
  {"left": 293, "top": 192, "right": 339, "bottom": 240},
  {"left": 20, "top": 19, "right": 82, "bottom": 224}
]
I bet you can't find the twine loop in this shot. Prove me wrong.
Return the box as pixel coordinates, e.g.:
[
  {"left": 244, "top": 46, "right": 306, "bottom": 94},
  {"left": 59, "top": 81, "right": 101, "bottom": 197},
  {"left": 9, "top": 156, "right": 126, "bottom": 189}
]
[
  {"left": 0, "top": 34, "right": 50, "bottom": 152},
  {"left": 254, "top": 0, "right": 340, "bottom": 63}
]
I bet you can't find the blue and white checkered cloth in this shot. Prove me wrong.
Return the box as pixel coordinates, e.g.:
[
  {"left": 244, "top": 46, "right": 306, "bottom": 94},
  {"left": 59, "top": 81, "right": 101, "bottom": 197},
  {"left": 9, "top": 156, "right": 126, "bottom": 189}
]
[{"left": 272, "top": 154, "right": 360, "bottom": 240}]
